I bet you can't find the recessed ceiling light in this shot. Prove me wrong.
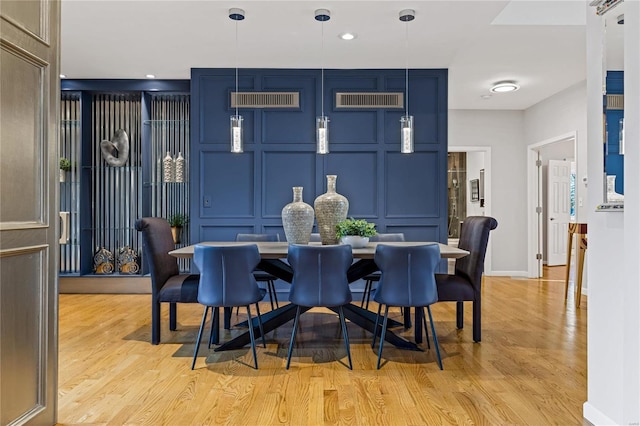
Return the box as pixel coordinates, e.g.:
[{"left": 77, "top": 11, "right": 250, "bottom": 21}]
[
  {"left": 339, "top": 32, "right": 357, "bottom": 40},
  {"left": 60, "top": 74, "right": 66, "bottom": 78},
  {"left": 490, "top": 81, "right": 520, "bottom": 93},
  {"left": 146, "top": 74, "right": 156, "bottom": 79}
]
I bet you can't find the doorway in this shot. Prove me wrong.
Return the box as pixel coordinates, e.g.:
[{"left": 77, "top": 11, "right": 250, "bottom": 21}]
[
  {"left": 527, "top": 132, "right": 577, "bottom": 278},
  {"left": 448, "top": 146, "right": 492, "bottom": 275}
]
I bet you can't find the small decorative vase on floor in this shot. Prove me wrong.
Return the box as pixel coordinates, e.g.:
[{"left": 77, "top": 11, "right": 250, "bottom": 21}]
[
  {"left": 282, "top": 187, "right": 315, "bottom": 244},
  {"left": 314, "top": 175, "right": 349, "bottom": 245}
]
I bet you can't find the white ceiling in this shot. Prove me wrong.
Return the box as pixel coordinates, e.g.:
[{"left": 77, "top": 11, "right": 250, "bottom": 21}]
[{"left": 60, "top": 1, "right": 619, "bottom": 110}]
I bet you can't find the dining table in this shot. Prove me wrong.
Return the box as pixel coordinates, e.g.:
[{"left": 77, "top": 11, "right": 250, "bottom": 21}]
[{"left": 170, "top": 241, "right": 468, "bottom": 352}]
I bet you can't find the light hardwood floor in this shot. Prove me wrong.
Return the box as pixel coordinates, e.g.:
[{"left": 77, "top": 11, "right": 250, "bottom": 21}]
[{"left": 57, "top": 267, "right": 586, "bottom": 425}]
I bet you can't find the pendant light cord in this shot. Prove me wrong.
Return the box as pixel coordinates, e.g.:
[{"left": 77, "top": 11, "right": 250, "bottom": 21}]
[
  {"left": 405, "top": 20, "right": 409, "bottom": 117},
  {"left": 321, "top": 20, "right": 325, "bottom": 117},
  {"left": 235, "top": 19, "right": 239, "bottom": 117}
]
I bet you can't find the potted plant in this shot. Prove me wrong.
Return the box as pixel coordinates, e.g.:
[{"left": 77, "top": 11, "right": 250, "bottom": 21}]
[
  {"left": 59, "top": 157, "right": 71, "bottom": 182},
  {"left": 168, "top": 213, "right": 189, "bottom": 244},
  {"left": 335, "top": 217, "right": 377, "bottom": 248}
]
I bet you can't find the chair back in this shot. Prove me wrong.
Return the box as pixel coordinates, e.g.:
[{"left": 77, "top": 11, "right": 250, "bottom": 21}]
[
  {"left": 135, "top": 217, "right": 179, "bottom": 295},
  {"left": 455, "top": 216, "right": 498, "bottom": 288},
  {"left": 287, "top": 244, "right": 353, "bottom": 307},
  {"left": 193, "top": 244, "right": 263, "bottom": 307},
  {"left": 369, "top": 233, "right": 405, "bottom": 242},
  {"left": 236, "top": 233, "right": 280, "bottom": 242},
  {"left": 374, "top": 244, "right": 440, "bottom": 307}
]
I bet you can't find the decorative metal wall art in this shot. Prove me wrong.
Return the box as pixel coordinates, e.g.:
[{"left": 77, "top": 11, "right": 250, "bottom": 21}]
[
  {"left": 118, "top": 246, "right": 140, "bottom": 274},
  {"left": 100, "top": 129, "right": 130, "bottom": 167},
  {"left": 93, "top": 247, "right": 114, "bottom": 274}
]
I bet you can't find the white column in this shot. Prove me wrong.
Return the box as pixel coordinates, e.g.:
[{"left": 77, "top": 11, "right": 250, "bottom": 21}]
[{"left": 584, "top": 1, "right": 640, "bottom": 425}]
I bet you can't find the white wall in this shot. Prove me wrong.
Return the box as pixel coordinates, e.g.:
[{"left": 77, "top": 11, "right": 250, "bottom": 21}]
[
  {"left": 584, "top": 2, "right": 640, "bottom": 424},
  {"left": 449, "top": 110, "right": 526, "bottom": 275},
  {"left": 525, "top": 81, "right": 588, "bottom": 222}
]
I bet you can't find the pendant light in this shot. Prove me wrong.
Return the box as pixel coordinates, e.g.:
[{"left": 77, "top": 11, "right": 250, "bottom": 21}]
[
  {"left": 229, "top": 8, "right": 245, "bottom": 153},
  {"left": 315, "top": 9, "right": 330, "bottom": 154},
  {"left": 399, "top": 9, "right": 415, "bottom": 154}
]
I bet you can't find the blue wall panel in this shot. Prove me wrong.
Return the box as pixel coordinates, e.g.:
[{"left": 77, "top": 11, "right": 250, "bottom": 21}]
[
  {"left": 262, "top": 74, "right": 315, "bottom": 144},
  {"left": 198, "top": 74, "right": 256, "bottom": 145},
  {"left": 325, "top": 152, "right": 378, "bottom": 218},
  {"left": 191, "top": 68, "right": 448, "bottom": 248},
  {"left": 385, "top": 151, "right": 440, "bottom": 218},
  {"left": 263, "top": 152, "right": 316, "bottom": 218},
  {"left": 200, "top": 151, "right": 254, "bottom": 218}
]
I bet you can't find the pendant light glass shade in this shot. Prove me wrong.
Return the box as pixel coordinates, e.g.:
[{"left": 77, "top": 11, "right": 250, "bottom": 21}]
[
  {"left": 400, "top": 115, "right": 414, "bottom": 154},
  {"left": 230, "top": 115, "right": 243, "bottom": 153},
  {"left": 229, "top": 8, "right": 245, "bottom": 153},
  {"left": 315, "top": 9, "right": 330, "bottom": 154},
  {"left": 316, "top": 116, "right": 330, "bottom": 154}
]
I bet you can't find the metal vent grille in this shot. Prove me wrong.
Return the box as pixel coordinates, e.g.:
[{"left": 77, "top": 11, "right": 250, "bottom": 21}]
[
  {"left": 336, "top": 92, "right": 404, "bottom": 108},
  {"left": 231, "top": 92, "right": 299, "bottom": 108},
  {"left": 606, "top": 94, "right": 624, "bottom": 110}
]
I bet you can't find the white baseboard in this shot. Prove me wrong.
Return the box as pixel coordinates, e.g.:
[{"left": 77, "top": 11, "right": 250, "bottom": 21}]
[
  {"left": 583, "top": 402, "right": 618, "bottom": 426},
  {"left": 488, "top": 270, "right": 529, "bottom": 278}
]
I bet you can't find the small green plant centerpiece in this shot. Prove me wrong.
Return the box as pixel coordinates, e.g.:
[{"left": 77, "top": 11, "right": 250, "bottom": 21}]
[
  {"left": 335, "top": 217, "right": 377, "bottom": 248},
  {"left": 168, "top": 213, "right": 189, "bottom": 244}
]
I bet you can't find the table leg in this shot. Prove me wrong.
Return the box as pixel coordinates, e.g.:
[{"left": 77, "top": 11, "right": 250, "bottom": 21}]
[
  {"left": 564, "top": 225, "right": 575, "bottom": 302},
  {"left": 340, "top": 304, "right": 421, "bottom": 351},
  {"left": 403, "top": 307, "right": 412, "bottom": 329},
  {"left": 575, "top": 235, "right": 587, "bottom": 308},
  {"left": 414, "top": 308, "right": 423, "bottom": 343},
  {"left": 214, "top": 304, "right": 306, "bottom": 351}
]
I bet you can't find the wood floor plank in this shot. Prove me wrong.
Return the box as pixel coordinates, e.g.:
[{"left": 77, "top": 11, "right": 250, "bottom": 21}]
[{"left": 57, "top": 268, "right": 587, "bottom": 425}]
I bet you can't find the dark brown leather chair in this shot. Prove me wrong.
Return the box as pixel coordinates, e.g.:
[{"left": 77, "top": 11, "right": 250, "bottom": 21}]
[
  {"left": 435, "top": 216, "right": 497, "bottom": 342},
  {"left": 136, "top": 217, "right": 199, "bottom": 344}
]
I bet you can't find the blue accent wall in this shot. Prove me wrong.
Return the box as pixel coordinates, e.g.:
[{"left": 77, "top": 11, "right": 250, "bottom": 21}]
[
  {"left": 605, "top": 71, "right": 624, "bottom": 194},
  {"left": 190, "top": 68, "right": 448, "bottom": 249}
]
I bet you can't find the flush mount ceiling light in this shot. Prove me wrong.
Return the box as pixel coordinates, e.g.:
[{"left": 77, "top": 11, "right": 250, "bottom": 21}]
[
  {"left": 399, "top": 9, "right": 415, "bottom": 154},
  {"left": 490, "top": 81, "right": 520, "bottom": 93},
  {"left": 315, "top": 8, "right": 331, "bottom": 154},
  {"left": 229, "top": 8, "right": 245, "bottom": 153},
  {"left": 60, "top": 74, "right": 66, "bottom": 78},
  {"left": 339, "top": 32, "right": 356, "bottom": 40},
  {"left": 145, "top": 74, "right": 155, "bottom": 79}
]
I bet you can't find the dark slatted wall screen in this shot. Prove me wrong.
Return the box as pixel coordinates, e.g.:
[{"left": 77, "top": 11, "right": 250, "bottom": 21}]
[
  {"left": 148, "top": 94, "right": 191, "bottom": 271},
  {"left": 60, "top": 93, "right": 81, "bottom": 273},
  {"left": 91, "top": 93, "right": 143, "bottom": 272}
]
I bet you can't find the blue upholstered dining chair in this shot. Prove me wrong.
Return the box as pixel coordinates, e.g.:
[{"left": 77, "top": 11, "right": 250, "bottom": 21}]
[
  {"left": 372, "top": 243, "right": 443, "bottom": 370},
  {"left": 361, "top": 233, "right": 406, "bottom": 309},
  {"left": 236, "top": 233, "right": 281, "bottom": 310},
  {"left": 191, "top": 244, "right": 267, "bottom": 370},
  {"left": 286, "top": 244, "right": 354, "bottom": 369}
]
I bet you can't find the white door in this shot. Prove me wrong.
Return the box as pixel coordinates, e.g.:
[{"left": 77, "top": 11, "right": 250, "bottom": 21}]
[
  {"left": 1, "top": 1, "right": 60, "bottom": 424},
  {"left": 547, "top": 160, "right": 571, "bottom": 266}
]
